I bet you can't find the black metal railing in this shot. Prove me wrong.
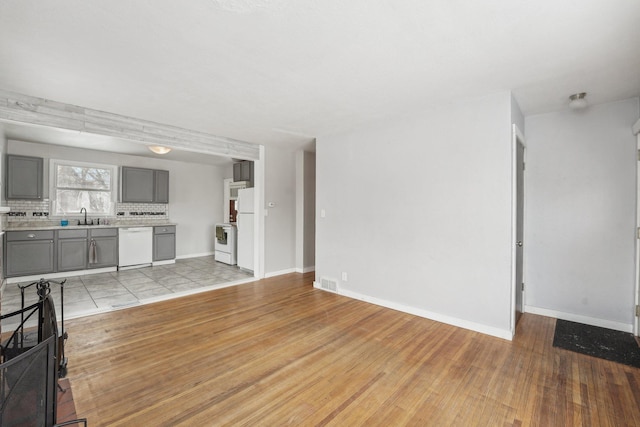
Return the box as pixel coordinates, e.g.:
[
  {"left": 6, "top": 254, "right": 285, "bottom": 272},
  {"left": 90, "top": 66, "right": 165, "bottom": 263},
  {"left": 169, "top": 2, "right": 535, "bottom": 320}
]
[{"left": 0, "top": 279, "right": 87, "bottom": 427}]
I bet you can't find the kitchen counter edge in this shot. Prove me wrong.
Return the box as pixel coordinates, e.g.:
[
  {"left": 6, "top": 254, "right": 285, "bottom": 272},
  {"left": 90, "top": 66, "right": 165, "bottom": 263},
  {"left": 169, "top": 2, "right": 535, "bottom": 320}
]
[{"left": 4, "top": 223, "right": 177, "bottom": 231}]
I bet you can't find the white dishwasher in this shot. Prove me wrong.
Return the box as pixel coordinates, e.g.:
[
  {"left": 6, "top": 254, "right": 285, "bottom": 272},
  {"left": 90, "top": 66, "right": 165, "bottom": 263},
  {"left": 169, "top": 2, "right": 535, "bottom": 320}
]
[{"left": 118, "top": 227, "right": 153, "bottom": 269}]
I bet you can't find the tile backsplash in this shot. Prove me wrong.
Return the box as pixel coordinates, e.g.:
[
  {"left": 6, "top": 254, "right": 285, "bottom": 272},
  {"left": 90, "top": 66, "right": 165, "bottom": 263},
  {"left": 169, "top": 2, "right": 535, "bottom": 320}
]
[
  {"left": 116, "top": 203, "right": 169, "bottom": 222},
  {"left": 6, "top": 200, "right": 169, "bottom": 224},
  {"left": 6, "top": 200, "right": 49, "bottom": 221}
]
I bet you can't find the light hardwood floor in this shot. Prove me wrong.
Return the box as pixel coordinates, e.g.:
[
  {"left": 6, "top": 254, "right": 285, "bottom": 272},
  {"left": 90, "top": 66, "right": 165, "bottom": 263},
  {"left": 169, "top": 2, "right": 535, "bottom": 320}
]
[{"left": 65, "top": 272, "right": 640, "bottom": 426}]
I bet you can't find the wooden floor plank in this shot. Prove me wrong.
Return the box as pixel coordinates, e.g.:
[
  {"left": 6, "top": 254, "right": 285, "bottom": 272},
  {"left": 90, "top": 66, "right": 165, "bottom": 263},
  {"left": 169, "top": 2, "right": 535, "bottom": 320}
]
[{"left": 63, "top": 272, "right": 640, "bottom": 426}]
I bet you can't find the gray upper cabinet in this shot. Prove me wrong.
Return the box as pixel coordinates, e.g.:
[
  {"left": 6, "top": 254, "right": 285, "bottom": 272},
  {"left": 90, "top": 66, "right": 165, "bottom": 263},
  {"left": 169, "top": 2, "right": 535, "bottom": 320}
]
[
  {"left": 154, "top": 170, "right": 169, "bottom": 203},
  {"left": 121, "top": 167, "right": 154, "bottom": 203},
  {"left": 233, "top": 161, "right": 254, "bottom": 187},
  {"left": 6, "top": 155, "right": 43, "bottom": 200},
  {"left": 121, "top": 167, "right": 169, "bottom": 203}
]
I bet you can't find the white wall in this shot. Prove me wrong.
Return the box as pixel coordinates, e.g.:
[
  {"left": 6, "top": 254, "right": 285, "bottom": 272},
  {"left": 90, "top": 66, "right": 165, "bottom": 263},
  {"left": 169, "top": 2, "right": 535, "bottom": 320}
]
[
  {"left": 0, "top": 127, "right": 7, "bottom": 206},
  {"left": 524, "top": 98, "right": 640, "bottom": 331},
  {"left": 511, "top": 93, "right": 525, "bottom": 133},
  {"left": 7, "top": 140, "right": 229, "bottom": 258},
  {"left": 264, "top": 146, "right": 296, "bottom": 275},
  {"left": 316, "top": 91, "right": 515, "bottom": 339}
]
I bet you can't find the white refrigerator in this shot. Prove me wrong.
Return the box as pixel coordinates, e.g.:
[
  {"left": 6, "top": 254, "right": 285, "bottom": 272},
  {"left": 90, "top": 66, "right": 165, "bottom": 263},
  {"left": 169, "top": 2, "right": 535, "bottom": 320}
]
[{"left": 236, "top": 187, "right": 254, "bottom": 272}]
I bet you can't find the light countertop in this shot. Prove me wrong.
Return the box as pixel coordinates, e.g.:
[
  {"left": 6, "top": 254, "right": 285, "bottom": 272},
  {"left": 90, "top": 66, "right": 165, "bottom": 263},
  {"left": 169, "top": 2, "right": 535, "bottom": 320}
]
[{"left": 5, "top": 221, "right": 176, "bottom": 231}]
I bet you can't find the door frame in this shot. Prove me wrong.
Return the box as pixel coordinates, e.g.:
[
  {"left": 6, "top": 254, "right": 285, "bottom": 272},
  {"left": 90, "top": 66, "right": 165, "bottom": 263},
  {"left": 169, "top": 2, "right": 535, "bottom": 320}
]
[
  {"left": 633, "top": 118, "right": 640, "bottom": 336},
  {"left": 511, "top": 124, "right": 527, "bottom": 336}
]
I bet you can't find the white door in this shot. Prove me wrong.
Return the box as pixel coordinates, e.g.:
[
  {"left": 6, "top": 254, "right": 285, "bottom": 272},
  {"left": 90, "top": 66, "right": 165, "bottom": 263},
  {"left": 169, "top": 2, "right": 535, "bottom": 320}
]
[
  {"left": 515, "top": 136, "right": 525, "bottom": 323},
  {"left": 512, "top": 125, "right": 526, "bottom": 330}
]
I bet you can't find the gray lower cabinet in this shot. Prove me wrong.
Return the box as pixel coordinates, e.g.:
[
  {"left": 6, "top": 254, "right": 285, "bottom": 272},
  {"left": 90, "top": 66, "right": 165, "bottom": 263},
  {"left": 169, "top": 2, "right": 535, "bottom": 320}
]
[
  {"left": 6, "top": 155, "right": 44, "bottom": 200},
  {"left": 89, "top": 228, "right": 118, "bottom": 269},
  {"left": 57, "top": 228, "right": 118, "bottom": 271},
  {"left": 5, "top": 228, "right": 118, "bottom": 277},
  {"left": 57, "top": 229, "right": 88, "bottom": 272},
  {"left": 5, "top": 230, "right": 55, "bottom": 277},
  {"left": 153, "top": 226, "right": 176, "bottom": 261}
]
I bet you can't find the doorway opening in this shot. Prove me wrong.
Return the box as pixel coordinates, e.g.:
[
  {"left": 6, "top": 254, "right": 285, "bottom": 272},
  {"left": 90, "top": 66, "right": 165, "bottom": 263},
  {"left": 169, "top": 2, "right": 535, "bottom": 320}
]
[{"left": 512, "top": 125, "right": 526, "bottom": 334}]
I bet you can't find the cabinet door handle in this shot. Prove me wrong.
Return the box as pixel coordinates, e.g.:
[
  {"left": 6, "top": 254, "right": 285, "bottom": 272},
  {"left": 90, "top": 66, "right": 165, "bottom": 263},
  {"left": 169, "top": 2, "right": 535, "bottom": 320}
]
[{"left": 27, "top": 233, "right": 36, "bottom": 238}]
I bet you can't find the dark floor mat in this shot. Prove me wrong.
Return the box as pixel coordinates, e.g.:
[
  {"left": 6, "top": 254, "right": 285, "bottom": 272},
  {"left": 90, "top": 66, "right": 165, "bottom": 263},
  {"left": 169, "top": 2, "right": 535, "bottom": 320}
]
[{"left": 552, "top": 319, "right": 640, "bottom": 368}]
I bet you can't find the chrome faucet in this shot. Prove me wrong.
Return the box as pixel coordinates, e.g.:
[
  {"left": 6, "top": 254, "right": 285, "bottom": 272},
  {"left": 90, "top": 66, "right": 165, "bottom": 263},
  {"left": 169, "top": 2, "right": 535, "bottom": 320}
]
[{"left": 80, "top": 207, "right": 88, "bottom": 225}]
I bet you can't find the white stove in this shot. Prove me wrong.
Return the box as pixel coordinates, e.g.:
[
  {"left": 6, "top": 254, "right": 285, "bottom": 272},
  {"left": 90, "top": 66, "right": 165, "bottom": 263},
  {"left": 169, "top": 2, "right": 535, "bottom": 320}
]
[{"left": 214, "top": 223, "right": 237, "bottom": 265}]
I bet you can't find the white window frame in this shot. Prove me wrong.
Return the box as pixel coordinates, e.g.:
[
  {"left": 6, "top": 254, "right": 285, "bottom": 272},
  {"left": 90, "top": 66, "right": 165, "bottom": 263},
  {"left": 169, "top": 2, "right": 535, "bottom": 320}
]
[{"left": 49, "top": 159, "right": 119, "bottom": 218}]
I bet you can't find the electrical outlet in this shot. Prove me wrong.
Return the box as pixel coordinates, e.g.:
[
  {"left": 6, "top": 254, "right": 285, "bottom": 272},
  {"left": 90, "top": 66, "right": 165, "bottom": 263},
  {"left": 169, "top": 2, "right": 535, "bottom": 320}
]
[{"left": 341, "top": 272, "right": 348, "bottom": 281}]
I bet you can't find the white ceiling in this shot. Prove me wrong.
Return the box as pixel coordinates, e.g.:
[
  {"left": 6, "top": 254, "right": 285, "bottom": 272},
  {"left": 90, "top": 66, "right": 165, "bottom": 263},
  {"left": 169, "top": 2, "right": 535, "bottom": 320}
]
[
  {"left": 0, "top": 0, "right": 639, "bottom": 156},
  {"left": 0, "top": 121, "right": 235, "bottom": 166}
]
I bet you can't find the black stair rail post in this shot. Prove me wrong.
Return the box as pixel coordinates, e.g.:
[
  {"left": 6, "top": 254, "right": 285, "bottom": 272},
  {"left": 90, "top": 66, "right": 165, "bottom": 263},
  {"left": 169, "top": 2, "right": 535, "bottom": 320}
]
[
  {"left": 19, "top": 284, "right": 24, "bottom": 347},
  {"left": 47, "top": 278, "right": 68, "bottom": 376},
  {"left": 18, "top": 279, "right": 43, "bottom": 348},
  {"left": 36, "top": 279, "right": 51, "bottom": 343}
]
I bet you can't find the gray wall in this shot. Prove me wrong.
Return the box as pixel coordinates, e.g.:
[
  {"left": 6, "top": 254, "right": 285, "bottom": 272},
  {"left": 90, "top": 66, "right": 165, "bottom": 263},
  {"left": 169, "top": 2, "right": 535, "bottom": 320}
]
[
  {"left": 264, "top": 145, "right": 297, "bottom": 275},
  {"left": 524, "top": 97, "right": 640, "bottom": 331},
  {"left": 295, "top": 150, "right": 316, "bottom": 272},
  {"left": 316, "top": 91, "right": 515, "bottom": 338},
  {"left": 303, "top": 151, "right": 316, "bottom": 269},
  {"left": 7, "top": 140, "right": 227, "bottom": 258}
]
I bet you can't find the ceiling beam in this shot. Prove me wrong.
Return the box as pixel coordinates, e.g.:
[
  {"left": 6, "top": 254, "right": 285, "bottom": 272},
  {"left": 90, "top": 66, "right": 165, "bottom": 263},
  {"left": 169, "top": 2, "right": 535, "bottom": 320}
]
[{"left": 0, "top": 90, "right": 260, "bottom": 160}]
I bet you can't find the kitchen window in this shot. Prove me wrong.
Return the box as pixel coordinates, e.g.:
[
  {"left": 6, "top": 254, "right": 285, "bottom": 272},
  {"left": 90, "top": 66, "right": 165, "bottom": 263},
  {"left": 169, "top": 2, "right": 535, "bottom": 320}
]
[{"left": 50, "top": 159, "right": 118, "bottom": 217}]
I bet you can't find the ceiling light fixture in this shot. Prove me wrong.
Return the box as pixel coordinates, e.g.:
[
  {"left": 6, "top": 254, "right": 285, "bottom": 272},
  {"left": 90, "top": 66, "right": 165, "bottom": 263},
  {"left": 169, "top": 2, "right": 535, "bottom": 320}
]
[
  {"left": 148, "top": 146, "right": 172, "bottom": 155},
  {"left": 569, "top": 92, "right": 588, "bottom": 110}
]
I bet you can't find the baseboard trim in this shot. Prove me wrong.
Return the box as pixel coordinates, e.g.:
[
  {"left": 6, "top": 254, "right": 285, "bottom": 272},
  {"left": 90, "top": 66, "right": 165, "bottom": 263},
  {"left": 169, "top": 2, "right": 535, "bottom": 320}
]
[
  {"left": 152, "top": 259, "right": 176, "bottom": 266},
  {"left": 524, "top": 305, "right": 632, "bottom": 333},
  {"left": 315, "top": 285, "right": 512, "bottom": 341},
  {"left": 296, "top": 266, "right": 315, "bottom": 273},
  {"left": 176, "top": 251, "right": 215, "bottom": 260},
  {"left": 117, "top": 263, "right": 152, "bottom": 271}
]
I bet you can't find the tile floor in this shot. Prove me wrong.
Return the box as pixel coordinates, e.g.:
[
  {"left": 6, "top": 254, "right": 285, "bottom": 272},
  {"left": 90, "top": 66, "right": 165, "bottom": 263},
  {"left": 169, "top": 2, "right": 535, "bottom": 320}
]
[{"left": 1, "top": 256, "right": 254, "bottom": 331}]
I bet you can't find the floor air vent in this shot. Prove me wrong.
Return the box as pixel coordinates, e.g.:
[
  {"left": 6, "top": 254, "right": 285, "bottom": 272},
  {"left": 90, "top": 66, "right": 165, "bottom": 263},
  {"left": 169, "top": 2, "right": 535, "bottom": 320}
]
[{"left": 319, "top": 277, "right": 338, "bottom": 292}]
